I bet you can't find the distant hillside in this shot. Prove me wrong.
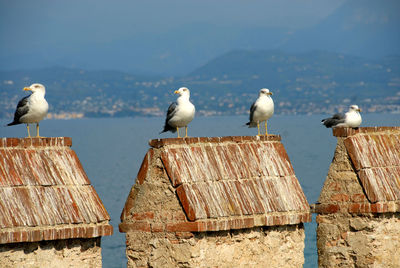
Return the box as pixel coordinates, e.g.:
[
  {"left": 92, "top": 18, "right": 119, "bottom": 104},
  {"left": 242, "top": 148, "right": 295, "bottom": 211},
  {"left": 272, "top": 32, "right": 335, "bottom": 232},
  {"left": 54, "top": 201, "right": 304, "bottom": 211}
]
[
  {"left": 282, "top": 0, "right": 400, "bottom": 58},
  {"left": 1, "top": 1, "right": 398, "bottom": 75},
  {"left": 1, "top": 50, "right": 399, "bottom": 119},
  {"left": 187, "top": 50, "right": 400, "bottom": 113}
]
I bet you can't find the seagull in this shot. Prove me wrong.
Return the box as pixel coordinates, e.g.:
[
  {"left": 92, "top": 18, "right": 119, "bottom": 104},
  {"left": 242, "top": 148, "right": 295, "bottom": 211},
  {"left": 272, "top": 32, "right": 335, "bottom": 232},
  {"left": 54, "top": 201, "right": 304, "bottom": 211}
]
[
  {"left": 322, "top": 105, "right": 362, "bottom": 128},
  {"left": 246, "top": 88, "right": 274, "bottom": 136},
  {"left": 160, "top": 87, "right": 195, "bottom": 138},
  {"left": 7, "top": 83, "right": 49, "bottom": 137}
]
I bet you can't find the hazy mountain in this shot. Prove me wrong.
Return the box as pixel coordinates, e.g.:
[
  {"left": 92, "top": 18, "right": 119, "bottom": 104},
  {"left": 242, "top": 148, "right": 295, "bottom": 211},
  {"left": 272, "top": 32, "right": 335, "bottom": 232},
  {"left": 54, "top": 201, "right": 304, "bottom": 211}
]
[
  {"left": 282, "top": 0, "right": 400, "bottom": 58},
  {"left": 2, "top": 1, "right": 398, "bottom": 75},
  {"left": 0, "top": 24, "right": 292, "bottom": 76}
]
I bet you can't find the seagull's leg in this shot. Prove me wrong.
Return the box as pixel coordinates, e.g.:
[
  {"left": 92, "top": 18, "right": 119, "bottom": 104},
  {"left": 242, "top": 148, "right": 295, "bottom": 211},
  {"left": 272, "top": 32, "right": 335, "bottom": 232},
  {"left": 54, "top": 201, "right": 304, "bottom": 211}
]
[
  {"left": 265, "top": 121, "right": 268, "bottom": 136},
  {"left": 257, "top": 122, "right": 261, "bottom": 136},
  {"left": 185, "top": 126, "right": 188, "bottom": 138},
  {"left": 36, "top": 123, "right": 40, "bottom": 138},
  {"left": 177, "top": 127, "right": 180, "bottom": 138},
  {"left": 26, "top": 124, "right": 31, "bottom": 138}
]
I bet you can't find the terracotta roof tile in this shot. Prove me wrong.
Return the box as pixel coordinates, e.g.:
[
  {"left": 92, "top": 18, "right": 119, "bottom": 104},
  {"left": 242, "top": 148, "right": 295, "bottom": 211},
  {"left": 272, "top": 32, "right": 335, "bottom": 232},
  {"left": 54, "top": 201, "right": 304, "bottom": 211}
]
[
  {"left": 0, "top": 137, "right": 112, "bottom": 244},
  {"left": 161, "top": 138, "right": 309, "bottom": 222},
  {"left": 344, "top": 130, "right": 400, "bottom": 203}
]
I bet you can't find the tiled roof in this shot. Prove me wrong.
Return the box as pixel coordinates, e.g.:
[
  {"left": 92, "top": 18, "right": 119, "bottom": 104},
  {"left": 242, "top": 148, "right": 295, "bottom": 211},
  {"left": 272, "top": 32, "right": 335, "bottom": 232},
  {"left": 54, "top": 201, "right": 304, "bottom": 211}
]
[
  {"left": 0, "top": 137, "right": 113, "bottom": 244},
  {"left": 161, "top": 138, "right": 308, "bottom": 221},
  {"left": 316, "top": 127, "right": 400, "bottom": 215},
  {"left": 342, "top": 128, "right": 400, "bottom": 203},
  {"left": 120, "top": 136, "right": 311, "bottom": 233}
]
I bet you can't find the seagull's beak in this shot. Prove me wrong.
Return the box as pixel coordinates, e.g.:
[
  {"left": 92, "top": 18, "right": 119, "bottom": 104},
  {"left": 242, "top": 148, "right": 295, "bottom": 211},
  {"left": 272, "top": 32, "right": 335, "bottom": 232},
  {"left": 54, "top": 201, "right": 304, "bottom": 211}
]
[
  {"left": 174, "top": 90, "right": 179, "bottom": 94},
  {"left": 268, "top": 92, "right": 273, "bottom": 96},
  {"left": 23, "top": 87, "right": 31, "bottom": 91},
  {"left": 358, "top": 108, "right": 362, "bottom": 112}
]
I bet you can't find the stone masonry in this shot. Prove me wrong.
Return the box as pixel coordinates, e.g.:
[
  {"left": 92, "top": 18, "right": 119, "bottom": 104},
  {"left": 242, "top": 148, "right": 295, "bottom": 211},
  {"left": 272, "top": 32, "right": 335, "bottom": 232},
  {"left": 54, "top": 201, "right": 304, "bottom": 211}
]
[
  {"left": 0, "top": 238, "right": 102, "bottom": 268},
  {"left": 316, "top": 127, "right": 400, "bottom": 268},
  {"left": 120, "top": 136, "right": 311, "bottom": 267}
]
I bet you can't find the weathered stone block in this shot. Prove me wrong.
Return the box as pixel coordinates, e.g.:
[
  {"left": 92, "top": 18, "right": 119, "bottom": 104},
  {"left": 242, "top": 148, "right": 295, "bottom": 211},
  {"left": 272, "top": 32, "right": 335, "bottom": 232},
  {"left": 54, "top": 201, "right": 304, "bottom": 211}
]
[{"left": 0, "top": 238, "right": 101, "bottom": 268}]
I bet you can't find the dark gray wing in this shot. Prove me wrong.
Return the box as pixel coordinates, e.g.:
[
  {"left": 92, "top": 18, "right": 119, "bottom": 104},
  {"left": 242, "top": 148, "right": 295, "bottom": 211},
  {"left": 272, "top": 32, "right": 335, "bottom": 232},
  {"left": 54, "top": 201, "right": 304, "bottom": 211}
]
[
  {"left": 166, "top": 102, "right": 177, "bottom": 122},
  {"left": 245, "top": 102, "right": 257, "bottom": 126},
  {"left": 160, "top": 102, "right": 178, "bottom": 133},
  {"left": 321, "top": 113, "right": 345, "bottom": 128},
  {"left": 7, "top": 96, "right": 30, "bottom": 126}
]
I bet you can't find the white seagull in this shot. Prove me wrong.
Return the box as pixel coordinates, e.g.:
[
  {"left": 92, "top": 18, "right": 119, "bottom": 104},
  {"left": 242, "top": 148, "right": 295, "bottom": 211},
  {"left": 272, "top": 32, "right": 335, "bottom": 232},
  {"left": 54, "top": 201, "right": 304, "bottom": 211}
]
[
  {"left": 160, "top": 87, "right": 195, "bottom": 138},
  {"left": 246, "top": 88, "right": 274, "bottom": 136},
  {"left": 7, "top": 83, "right": 49, "bottom": 137},
  {"left": 322, "top": 105, "right": 362, "bottom": 128}
]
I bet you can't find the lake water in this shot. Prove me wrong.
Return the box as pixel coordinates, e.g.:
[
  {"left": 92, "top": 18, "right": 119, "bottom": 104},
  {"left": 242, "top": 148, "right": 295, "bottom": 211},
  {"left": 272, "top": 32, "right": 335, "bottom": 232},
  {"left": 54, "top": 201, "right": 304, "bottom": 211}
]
[{"left": 0, "top": 114, "right": 398, "bottom": 268}]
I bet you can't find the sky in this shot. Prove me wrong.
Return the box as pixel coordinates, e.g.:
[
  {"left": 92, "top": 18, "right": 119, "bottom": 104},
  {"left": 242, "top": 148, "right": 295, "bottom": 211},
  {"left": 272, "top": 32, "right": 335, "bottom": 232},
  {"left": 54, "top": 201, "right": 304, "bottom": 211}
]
[
  {"left": 0, "top": 0, "right": 356, "bottom": 74},
  {"left": 0, "top": 0, "right": 345, "bottom": 49}
]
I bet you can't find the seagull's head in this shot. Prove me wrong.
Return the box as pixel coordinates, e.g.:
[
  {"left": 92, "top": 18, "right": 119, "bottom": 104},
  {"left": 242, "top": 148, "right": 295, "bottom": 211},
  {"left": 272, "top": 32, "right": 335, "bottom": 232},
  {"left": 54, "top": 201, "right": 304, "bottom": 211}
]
[
  {"left": 24, "top": 83, "right": 46, "bottom": 95},
  {"left": 260, "top": 88, "right": 273, "bottom": 96},
  {"left": 174, "top": 87, "right": 190, "bottom": 97},
  {"left": 349, "top": 105, "right": 362, "bottom": 112}
]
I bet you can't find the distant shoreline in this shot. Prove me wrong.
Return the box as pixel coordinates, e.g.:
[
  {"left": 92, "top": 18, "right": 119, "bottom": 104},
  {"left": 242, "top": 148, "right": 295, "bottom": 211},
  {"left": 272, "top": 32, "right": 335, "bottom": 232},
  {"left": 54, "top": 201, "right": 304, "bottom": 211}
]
[{"left": 2, "top": 111, "right": 399, "bottom": 122}]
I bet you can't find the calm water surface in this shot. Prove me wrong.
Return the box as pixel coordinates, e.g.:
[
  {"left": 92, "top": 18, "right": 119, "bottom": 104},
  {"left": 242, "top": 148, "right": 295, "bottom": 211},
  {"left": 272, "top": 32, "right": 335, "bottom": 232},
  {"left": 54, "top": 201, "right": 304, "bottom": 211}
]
[{"left": 1, "top": 114, "right": 398, "bottom": 268}]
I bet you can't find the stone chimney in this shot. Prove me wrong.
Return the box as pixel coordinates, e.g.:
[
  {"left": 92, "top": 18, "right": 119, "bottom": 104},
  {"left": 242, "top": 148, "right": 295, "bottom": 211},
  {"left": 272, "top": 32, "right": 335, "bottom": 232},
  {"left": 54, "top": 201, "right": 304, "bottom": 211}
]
[
  {"left": 315, "top": 127, "right": 400, "bottom": 267},
  {"left": 0, "top": 137, "right": 113, "bottom": 267},
  {"left": 120, "top": 136, "right": 311, "bottom": 267}
]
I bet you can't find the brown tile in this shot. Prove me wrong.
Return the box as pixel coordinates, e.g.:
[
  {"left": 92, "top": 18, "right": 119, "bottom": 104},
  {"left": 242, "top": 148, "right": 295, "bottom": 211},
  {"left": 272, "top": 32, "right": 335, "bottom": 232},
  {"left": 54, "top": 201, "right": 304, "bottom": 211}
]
[
  {"left": 330, "top": 193, "right": 350, "bottom": 202},
  {"left": 6, "top": 138, "right": 20, "bottom": 147},
  {"left": 176, "top": 185, "right": 197, "bottom": 221},
  {"left": 161, "top": 150, "right": 182, "bottom": 187},
  {"left": 184, "top": 137, "right": 200, "bottom": 144},
  {"left": 119, "top": 221, "right": 151, "bottom": 232},
  {"left": 132, "top": 212, "right": 154, "bottom": 221},
  {"left": 137, "top": 150, "right": 151, "bottom": 185},
  {"left": 165, "top": 222, "right": 206, "bottom": 232}
]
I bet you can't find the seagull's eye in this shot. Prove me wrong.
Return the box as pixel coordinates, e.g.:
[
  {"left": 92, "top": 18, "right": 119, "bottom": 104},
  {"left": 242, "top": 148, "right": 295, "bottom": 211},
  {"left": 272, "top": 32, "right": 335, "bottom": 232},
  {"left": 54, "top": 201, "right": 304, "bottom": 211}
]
[{"left": 183, "top": 88, "right": 187, "bottom": 91}]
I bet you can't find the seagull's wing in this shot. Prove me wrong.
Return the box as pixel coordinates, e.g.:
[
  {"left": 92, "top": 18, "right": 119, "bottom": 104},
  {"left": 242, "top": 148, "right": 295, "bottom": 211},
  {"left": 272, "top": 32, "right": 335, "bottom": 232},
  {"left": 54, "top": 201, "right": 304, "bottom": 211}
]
[
  {"left": 321, "top": 113, "right": 345, "bottom": 128},
  {"left": 7, "top": 96, "right": 30, "bottom": 126},
  {"left": 166, "top": 102, "right": 178, "bottom": 122},
  {"left": 331, "top": 113, "right": 345, "bottom": 120},
  {"left": 160, "top": 102, "right": 178, "bottom": 133},
  {"left": 245, "top": 102, "right": 258, "bottom": 127}
]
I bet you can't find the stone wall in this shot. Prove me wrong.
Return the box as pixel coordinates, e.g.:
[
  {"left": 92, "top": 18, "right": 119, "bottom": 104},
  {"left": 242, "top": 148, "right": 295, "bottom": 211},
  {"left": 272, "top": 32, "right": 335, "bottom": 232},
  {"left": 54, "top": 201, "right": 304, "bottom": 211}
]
[
  {"left": 0, "top": 238, "right": 102, "bottom": 268},
  {"left": 317, "top": 213, "right": 400, "bottom": 268},
  {"left": 316, "top": 128, "right": 400, "bottom": 267},
  {"left": 127, "top": 225, "right": 305, "bottom": 268},
  {"left": 120, "top": 136, "right": 311, "bottom": 268}
]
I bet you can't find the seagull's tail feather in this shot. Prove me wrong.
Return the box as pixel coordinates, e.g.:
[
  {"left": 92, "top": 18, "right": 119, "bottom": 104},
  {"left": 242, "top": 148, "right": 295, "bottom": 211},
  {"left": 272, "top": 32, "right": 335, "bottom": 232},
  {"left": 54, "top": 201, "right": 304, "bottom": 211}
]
[
  {"left": 246, "top": 122, "right": 257, "bottom": 128},
  {"left": 321, "top": 118, "right": 338, "bottom": 128},
  {"left": 160, "top": 124, "right": 176, "bottom": 134},
  {"left": 6, "top": 121, "right": 19, "bottom": 127}
]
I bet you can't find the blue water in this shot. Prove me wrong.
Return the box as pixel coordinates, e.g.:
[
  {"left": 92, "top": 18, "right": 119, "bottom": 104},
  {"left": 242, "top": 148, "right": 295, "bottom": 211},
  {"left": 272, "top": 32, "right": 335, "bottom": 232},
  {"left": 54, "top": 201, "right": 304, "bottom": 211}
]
[{"left": 1, "top": 114, "right": 398, "bottom": 267}]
